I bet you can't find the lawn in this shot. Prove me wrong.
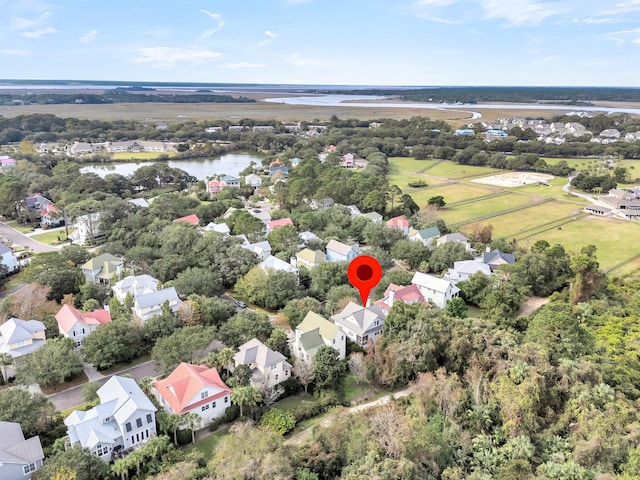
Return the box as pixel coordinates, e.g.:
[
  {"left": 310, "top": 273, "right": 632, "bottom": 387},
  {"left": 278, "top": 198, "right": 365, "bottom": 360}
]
[
  {"left": 608, "top": 255, "right": 640, "bottom": 277},
  {"left": 424, "top": 161, "right": 502, "bottom": 179},
  {"left": 438, "top": 193, "right": 542, "bottom": 226},
  {"left": 521, "top": 215, "right": 640, "bottom": 272},
  {"left": 4, "top": 221, "right": 34, "bottom": 234},
  {"left": 227, "top": 288, "right": 276, "bottom": 317},
  {"left": 388, "top": 157, "right": 437, "bottom": 173},
  {"left": 98, "top": 353, "right": 152, "bottom": 376},
  {"left": 183, "top": 427, "right": 229, "bottom": 455},
  {"left": 464, "top": 201, "right": 583, "bottom": 239},
  {"left": 30, "top": 230, "right": 68, "bottom": 245},
  {"left": 407, "top": 183, "right": 497, "bottom": 207},
  {"left": 516, "top": 176, "right": 588, "bottom": 203},
  {"left": 112, "top": 151, "right": 177, "bottom": 160},
  {"left": 540, "top": 157, "right": 597, "bottom": 170},
  {"left": 273, "top": 392, "right": 314, "bottom": 411}
]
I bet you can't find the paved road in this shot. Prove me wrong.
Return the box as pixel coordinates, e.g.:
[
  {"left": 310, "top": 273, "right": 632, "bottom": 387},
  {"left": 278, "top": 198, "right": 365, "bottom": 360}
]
[
  {"left": 0, "top": 222, "right": 58, "bottom": 252},
  {"left": 0, "top": 283, "right": 26, "bottom": 299}
]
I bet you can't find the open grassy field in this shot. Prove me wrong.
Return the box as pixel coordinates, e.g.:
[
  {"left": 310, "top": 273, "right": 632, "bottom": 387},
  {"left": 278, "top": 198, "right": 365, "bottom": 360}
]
[
  {"left": 112, "top": 151, "right": 177, "bottom": 160},
  {"left": 439, "top": 193, "right": 543, "bottom": 225},
  {"left": 464, "top": 201, "right": 583, "bottom": 238},
  {"left": 519, "top": 216, "right": 640, "bottom": 272},
  {"left": 408, "top": 183, "right": 498, "bottom": 207},
  {"left": 516, "top": 176, "right": 588, "bottom": 203},
  {"left": 30, "top": 230, "right": 67, "bottom": 245},
  {"left": 424, "top": 161, "right": 502, "bottom": 179}
]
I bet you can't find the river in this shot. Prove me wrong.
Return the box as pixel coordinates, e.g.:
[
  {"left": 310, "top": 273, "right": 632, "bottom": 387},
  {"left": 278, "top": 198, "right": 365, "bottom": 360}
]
[{"left": 79, "top": 152, "right": 264, "bottom": 180}]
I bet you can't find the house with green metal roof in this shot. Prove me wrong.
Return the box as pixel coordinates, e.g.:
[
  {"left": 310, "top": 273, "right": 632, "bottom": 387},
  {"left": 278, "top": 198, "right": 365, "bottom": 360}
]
[
  {"left": 295, "top": 248, "right": 326, "bottom": 269},
  {"left": 362, "top": 211, "right": 383, "bottom": 223},
  {"left": 80, "top": 253, "right": 124, "bottom": 284},
  {"left": 409, "top": 226, "right": 441, "bottom": 247},
  {"left": 294, "top": 311, "right": 346, "bottom": 361}
]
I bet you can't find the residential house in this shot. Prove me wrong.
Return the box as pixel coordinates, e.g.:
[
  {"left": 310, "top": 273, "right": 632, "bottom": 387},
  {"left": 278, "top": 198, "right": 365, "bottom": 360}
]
[
  {"left": 128, "top": 198, "right": 150, "bottom": 209},
  {"left": 330, "top": 302, "right": 386, "bottom": 348},
  {"left": 221, "top": 175, "right": 240, "bottom": 188},
  {"left": 374, "top": 283, "right": 429, "bottom": 313},
  {"left": 244, "top": 174, "right": 263, "bottom": 190},
  {"left": 259, "top": 255, "right": 298, "bottom": 275},
  {"left": 173, "top": 214, "right": 200, "bottom": 226},
  {"left": 234, "top": 338, "right": 292, "bottom": 386},
  {"left": 153, "top": 363, "right": 232, "bottom": 428},
  {"left": 0, "top": 156, "right": 17, "bottom": 171},
  {"left": 22, "top": 193, "right": 62, "bottom": 227},
  {"left": 67, "top": 141, "right": 98, "bottom": 156},
  {"left": 476, "top": 248, "right": 516, "bottom": 272},
  {"left": 600, "top": 129, "right": 621, "bottom": 140},
  {"left": 444, "top": 260, "right": 492, "bottom": 283},
  {"left": 294, "top": 311, "right": 346, "bottom": 361},
  {"left": 310, "top": 197, "right": 335, "bottom": 210},
  {"left": 284, "top": 123, "right": 301, "bottom": 133},
  {"left": 298, "top": 231, "right": 321, "bottom": 245},
  {"left": 326, "top": 239, "right": 361, "bottom": 262},
  {"left": 340, "top": 153, "right": 355, "bottom": 169},
  {"left": 112, "top": 275, "right": 159, "bottom": 303},
  {"left": 454, "top": 129, "right": 475, "bottom": 136},
  {"left": 584, "top": 205, "right": 612, "bottom": 216},
  {"left": 205, "top": 126, "right": 222, "bottom": 134},
  {"left": 37, "top": 142, "right": 59, "bottom": 154},
  {"left": 361, "top": 211, "right": 383, "bottom": 223},
  {"left": 266, "top": 218, "right": 293, "bottom": 234},
  {"left": 0, "top": 421, "right": 44, "bottom": 479},
  {"left": 80, "top": 253, "right": 124, "bottom": 284},
  {"left": 0, "top": 243, "right": 19, "bottom": 275},
  {"left": 294, "top": 248, "right": 326, "bottom": 268},
  {"left": 55, "top": 304, "right": 111, "bottom": 347},
  {"left": 386, "top": 215, "right": 410, "bottom": 236},
  {"left": 69, "top": 213, "right": 102, "bottom": 246},
  {"left": 133, "top": 287, "right": 183, "bottom": 323},
  {"left": 64, "top": 376, "right": 157, "bottom": 462},
  {"left": 0, "top": 318, "right": 46, "bottom": 361},
  {"left": 228, "top": 125, "right": 247, "bottom": 132},
  {"left": 268, "top": 160, "right": 289, "bottom": 177},
  {"left": 409, "top": 226, "right": 440, "bottom": 247},
  {"left": 270, "top": 171, "right": 288, "bottom": 185},
  {"left": 240, "top": 240, "right": 272, "bottom": 261},
  {"left": 437, "top": 232, "right": 471, "bottom": 251},
  {"left": 484, "top": 129, "right": 508, "bottom": 141},
  {"left": 252, "top": 125, "right": 274, "bottom": 133},
  {"left": 203, "top": 222, "right": 231, "bottom": 235},
  {"left": 207, "top": 179, "right": 227, "bottom": 196},
  {"left": 411, "top": 272, "right": 460, "bottom": 309},
  {"left": 345, "top": 205, "right": 361, "bottom": 218}
]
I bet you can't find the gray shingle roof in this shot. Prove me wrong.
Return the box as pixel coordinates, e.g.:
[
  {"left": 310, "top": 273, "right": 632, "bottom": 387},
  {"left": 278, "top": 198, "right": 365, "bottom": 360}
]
[{"left": 134, "top": 287, "right": 180, "bottom": 309}]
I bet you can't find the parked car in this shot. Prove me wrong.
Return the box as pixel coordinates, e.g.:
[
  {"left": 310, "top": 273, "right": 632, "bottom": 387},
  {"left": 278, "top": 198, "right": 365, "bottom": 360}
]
[{"left": 235, "top": 300, "right": 247, "bottom": 308}]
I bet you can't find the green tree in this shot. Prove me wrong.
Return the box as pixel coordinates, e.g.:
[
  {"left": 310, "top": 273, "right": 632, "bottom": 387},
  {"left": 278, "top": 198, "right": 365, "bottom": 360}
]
[
  {"left": 152, "top": 325, "right": 216, "bottom": 375},
  {"left": 429, "top": 242, "right": 472, "bottom": 273},
  {"left": 0, "top": 388, "right": 57, "bottom": 438},
  {"left": 0, "top": 352, "right": 13, "bottom": 382},
  {"left": 16, "top": 337, "right": 83, "bottom": 387},
  {"left": 217, "top": 311, "right": 273, "bottom": 348},
  {"left": 82, "top": 321, "right": 141, "bottom": 370},
  {"left": 313, "top": 345, "right": 346, "bottom": 391},
  {"left": 172, "top": 267, "right": 224, "bottom": 297},
  {"left": 309, "top": 261, "right": 350, "bottom": 300},
  {"left": 362, "top": 222, "right": 405, "bottom": 250},
  {"left": 156, "top": 411, "right": 181, "bottom": 445},
  {"left": 266, "top": 327, "right": 291, "bottom": 358},
  {"left": 457, "top": 270, "right": 491, "bottom": 306},
  {"left": 235, "top": 267, "right": 300, "bottom": 310},
  {"left": 200, "top": 296, "right": 237, "bottom": 327},
  {"left": 267, "top": 224, "right": 300, "bottom": 258},
  {"left": 231, "top": 385, "right": 263, "bottom": 417},
  {"left": 0, "top": 175, "right": 26, "bottom": 217},
  {"left": 283, "top": 296, "right": 322, "bottom": 329},
  {"left": 141, "top": 308, "right": 183, "bottom": 346},
  {"left": 32, "top": 446, "right": 110, "bottom": 480},
  {"left": 260, "top": 408, "right": 296, "bottom": 434},
  {"left": 183, "top": 412, "right": 201, "bottom": 444},
  {"left": 427, "top": 195, "right": 446, "bottom": 209},
  {"left": 390, "top": 239, "right": 430, "bottom": 269},
  {"left": 446, "top": 297, "right": 468, "bottom": 318}
]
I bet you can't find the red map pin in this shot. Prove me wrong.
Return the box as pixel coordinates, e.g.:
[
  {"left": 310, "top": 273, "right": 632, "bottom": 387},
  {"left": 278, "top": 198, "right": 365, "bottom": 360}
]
[{"left": 347, "top": 255, "right": 383, "bottom": 307}]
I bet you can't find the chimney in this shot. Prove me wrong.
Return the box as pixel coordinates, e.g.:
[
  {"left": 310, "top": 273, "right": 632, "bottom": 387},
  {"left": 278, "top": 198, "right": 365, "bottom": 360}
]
[
  {"left": 486, "top": 245, "right": 491, "bottom": 253},
  {"left": 388, "top": 288, "right": 395, "bottom": 307},
  {"left": 365, "top": 297, "right": 371, "bottom": 308}
]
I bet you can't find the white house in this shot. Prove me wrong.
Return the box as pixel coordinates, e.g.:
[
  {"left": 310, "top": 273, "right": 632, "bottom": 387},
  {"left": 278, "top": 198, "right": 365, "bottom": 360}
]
[
  {"left": 240, "top": 240, "right": 272, "bottom": 261},
  {"left": 55, "top": 304, "right": 111, "bottom": 347},
  {"left": 133, "top": 287, "right": 182, "bottom": 323},
  {"left": 258, "top": 255, "right": 298, "bottom": 275},
  {"left": 330, "top": 302, "right": 386, "bottom": 348},
  {"left": 437, "top": 232, "right": 472, "bottom": 252},
  {"left": 0, "top": 421, "right": 44, "bottom": 480},
  {"left": 112, "top": 275, "right": 159, "bottom": 303},
  {"left": 244, "top": 174, "right": 263, "bottom": 190},
  {"left": 234, "top": 338, "right": 292, "bottom": 387},
  {"left": 444, "top": 260, "right": 492, "bottom": 284},
  {"left": 64, "top": 376, "right": 157, "bottom": 462},
  {"left": 0, "top": 243, "right": 19, "bottom": 275},
  {"left": 153, "top": 363, "right": 232, "bottom": 428},
  {"left": 409, "top": 227, "right": 441, "bottom": 248},
  {"left": 411, "top": 272, "right": 460, "bottom": 309},
  {"left": 295, "top": 311, "right": 346, "bottom": 361},
  {"left": 0, "top": 318, "right": 46, "bottom": 361},
  {"left": 69, "top": 213, "right": 102, "bottom": 246},
  {"left": 325, "top": 239, "right": 361, "bottom": 262},
  {"left": 203, "top": 222, "right": 231, "bottom": 235}
]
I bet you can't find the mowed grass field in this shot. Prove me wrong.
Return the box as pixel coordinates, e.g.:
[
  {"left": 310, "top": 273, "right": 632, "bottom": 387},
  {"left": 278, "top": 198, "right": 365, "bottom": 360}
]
[
  {"left": 112, "top": 151, "right": 177, "bottom": 160},
  {"left": 389, "top": 157, "right": 640, "bottom": 275}
]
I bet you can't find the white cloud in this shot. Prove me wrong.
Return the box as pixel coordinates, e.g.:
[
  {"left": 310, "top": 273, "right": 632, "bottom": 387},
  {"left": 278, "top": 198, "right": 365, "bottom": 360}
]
[
  {"left": 221, "top": 62, "right": 266, "bottom": 68},
  {"left": 79, "top": 30, "right": 98, "bottom": 43},
  {"left": 0, "top": 49, "right": 30, "bottom": 56},
  {"left": 573, "top": 17, "right": 616, "bottom": 24},
  {"left": 607, "top": 28, "right": 640, "bottom": 45},
  {"left": 481, "top": 0, "right": 559, "bottom": 26},
  {"left": 200, "top": 9, "right": 221, "bottom": 19},
  {"left": 257, "top": 30, "right": 279, "bottom": 47},
  {"left": 408, "top": 0, "right": 463, "bottom": 23},
  {"left": 265, "top": 30, "right": 278, "bottom": 38},
  {"left": 10, "top": 10, "right": 52, "bottom": 30},
  {"left": 289, "top": 52, "right": 327, "bottom": 66},
  {"left": 200, "top": 21, "right": 225, "bottom": 40},
  {"left": 20, "top": 26, "right": 57, "bottom": 38},
  {"left": 135, "top": 47, "right": 223, "bottom": 66}
]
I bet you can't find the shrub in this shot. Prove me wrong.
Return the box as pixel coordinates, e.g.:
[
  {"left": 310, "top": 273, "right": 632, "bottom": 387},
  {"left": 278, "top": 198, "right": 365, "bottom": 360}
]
[
  {"left": 223, "top": 404, "right": 239, "bottom": 423},
  {"left": 176, "top": 428, "right": 192, "bottom": 445},
  {"left": 259, "top": 408, "right": 296, "bottom": 435},
  {"left": 407, "top": 180, "right": 428, "bottom": 188}
]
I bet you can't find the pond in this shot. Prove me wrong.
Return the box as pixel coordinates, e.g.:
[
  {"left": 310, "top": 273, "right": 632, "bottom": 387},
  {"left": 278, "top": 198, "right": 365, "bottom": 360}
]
[{"left": 79, "top": 152, "right": 265, "bottom": 181}]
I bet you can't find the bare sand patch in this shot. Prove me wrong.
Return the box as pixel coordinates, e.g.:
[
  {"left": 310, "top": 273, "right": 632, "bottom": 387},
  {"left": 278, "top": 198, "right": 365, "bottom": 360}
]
[{"left": 472, "top": 171, "right": 554, "bottom": 188}]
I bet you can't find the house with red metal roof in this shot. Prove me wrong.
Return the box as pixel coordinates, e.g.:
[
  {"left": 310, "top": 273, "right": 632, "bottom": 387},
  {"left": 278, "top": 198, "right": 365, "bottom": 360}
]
[
  {"left": 374, "top": 283, "right": 430, "bottom": 312},
  {"left": 152, "top": 363, "right": 232, "bottom": 427},
  {"left": 55, "top": 304, "right": 111, "bottom": 347},
  {"left": 266, "top": 217, "right": 293, "bottom": 234},
  {"left": 207, "top": 179, "right": 227, "bottom": 196},
  {"left": 385, "top": 215, "right": 410, "bottom": 236},
  {"left": 172, "top": 214, "right": 200, "bottom": 226}
]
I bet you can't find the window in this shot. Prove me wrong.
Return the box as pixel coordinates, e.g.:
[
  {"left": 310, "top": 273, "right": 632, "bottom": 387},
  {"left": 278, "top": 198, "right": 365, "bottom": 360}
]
[
  {"left": 125, "top": 422, "right": 132, "bottom": 432},
  {"left": 201, "top": 404, "right": 210, "bottom": 411},
  {"left": 136, "top": 433, "right": 140, "bottom": 443},
  {"left": 224, "top": 396, "right": 228, "bottom": 403},
  {"left": 72, "top": 331, "right": 76, "bottom": 337},
  {"left": 96, "top": 444, "right": 109, "bottom": 456},
  {"left": 102, "top": 416, "right": 111, "bottom": 424},
  {"left": 341, "top": 335, "right": 344, "bottom": 340},
  {"left": 23, "top": 463, "right": 36, "bottom": 475},
  {"left": 146, "top": 414, "right": 152, "bottom": 424},
  {"left": 275, "top": 374, "right": 279, "bottom": 380},
  {"left": 212, "top": 401, "right": 216, "bottom": 408},
  {"left": 332, "top": 339, "right": 335, "bottom": 344},
  {"left": 136, "top": 418, "right": 142, "bottom": 428},
  {"left": 201, "top": 391, "right": 209, "bottom": 399},
  {"left": 285, "top": 370, "right": 289, "bottom": 376}
]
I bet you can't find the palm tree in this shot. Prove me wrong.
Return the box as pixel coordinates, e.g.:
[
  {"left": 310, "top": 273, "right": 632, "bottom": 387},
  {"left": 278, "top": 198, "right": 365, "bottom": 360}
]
[
  {"left": 110, "top": 457, "right": 129, "bottom": 480},
  {"left": 183, "top": 412, "right": 201, "bottom": 444},
  {"left": 217, "top": 347, "right": 236, "bottom": 376},
  {"left": 0, "top": 353, "right": 13, "bottom": 383},
  {"left": 138, "top": 376, "right": 154, "bottom": 396},
  {"left": 231, "top": 385, "right": 263, "bottom": 418},
  {"left": 158, "top": 412, "right": 181, "bottom": 445}
]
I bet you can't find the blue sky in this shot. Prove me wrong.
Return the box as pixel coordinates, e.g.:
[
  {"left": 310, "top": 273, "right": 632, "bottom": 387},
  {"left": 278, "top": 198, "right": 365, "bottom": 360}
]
[{"left": 1, "top": 0, "right": 640, "bottom": 86}]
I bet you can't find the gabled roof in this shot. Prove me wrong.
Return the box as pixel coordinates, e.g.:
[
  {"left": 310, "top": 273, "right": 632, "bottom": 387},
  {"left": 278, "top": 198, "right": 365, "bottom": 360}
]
[
  {"left": 134, "top": 287, "right": 181, "bottom": 309},
  {"left": 299, "top": 231, "right": 321, "bottom": 242},
  {"left": 259, "top": 255, "right": 297, "bottom": 273},
  {"left": 235, "top": 338, "right": 291, "bottom": 370},
  {"left": 386, "top": 215, "right": 409, "bottom": 228},
  {"left": 481, "top": 249, "right": 516, "bottom": 266},
  {"left": 452, "top": 260, "right": 492, "bottom": 276},
  {"left": 412, "top": 272, "right": 455, "bottom": 294},
  {"left": 330, "top": 302, "right": 385, "bottom": 336},
  {"left": 173, "top": 214, "right": 200, "bottom": 226},
  {"left": 81, "top": 253, "right": 122, "bottom": 272},
  {"left": 112, "top": 274, "right": 158, "bottom": 296},
  {"left": 55, "top": 304, "right": 111, "bottom": 334},
  {"left": 362, "top": 211, "right": 383, "bottom": 221},
  {"left": 375, "top": 283, "right": 428, "bottom": 310},
  {"left": 153, "top": 363, "right": 231, "bottom": 415},
  {"left": 412, "top": 226, "right": 441, "bottom": 239},
  {"left": 297, "top": 311, "right": 338, "bottom": 340},
  {"left": 266, "top": 218, "right": 293, "bottom": 230},
  {"left": 245, "top": 174, "right": 262, "bottom": 185},
  {"left": 326, "top": 239, "right": 359, "bottom": 256},
  {"left": 0, "top": 421, "right": 44, "bottom": 465},
  {"left": 0, "top": 318, "right": 45, "bottom": 344},
  {"left": 438, "top": 232, "right": 468, "bottom": 244},
  {"left": 221, "top": 174, "right": 239, "bottom": 183},
  {"left": 296, "top": 248, "right": 326, "bottom": 265},
  {"left": 0, "top": 243, "right": 11, "bottom": 255},
  {"left": 128, "top": 198, "right": 150, "bottom": 208},
  {"left": 203, "top": 222, "right": 231, "bottom": 234}
]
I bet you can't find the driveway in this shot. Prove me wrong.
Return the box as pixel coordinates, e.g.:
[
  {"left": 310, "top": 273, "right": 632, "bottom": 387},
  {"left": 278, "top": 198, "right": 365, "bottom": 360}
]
[{"left": 0, "top": 222, "right": 58, "bottom": 253}]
